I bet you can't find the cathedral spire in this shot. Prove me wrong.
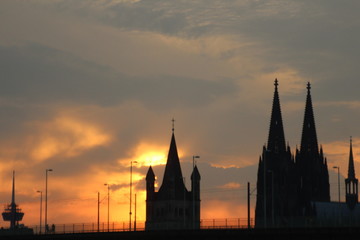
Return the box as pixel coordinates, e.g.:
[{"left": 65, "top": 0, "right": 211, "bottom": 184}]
[
  {"left": 300, "top": 82, "right": 319, "bottom": 154},
  {"left": 11, "top": 171, "right": 15, "bottom": 205},
  {"left": 267, "top": 78, "right": 286, "bottom": 153},
  {"left": 348, "top": 136, "right": 356, "bottom": 179}
]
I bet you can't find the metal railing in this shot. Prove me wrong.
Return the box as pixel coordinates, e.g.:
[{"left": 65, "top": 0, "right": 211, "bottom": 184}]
[{"left": 28, "top": 218, "right": 254, "bottom": 235}]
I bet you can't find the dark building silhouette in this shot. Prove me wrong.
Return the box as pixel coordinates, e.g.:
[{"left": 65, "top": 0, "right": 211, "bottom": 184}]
[
  {"left": 2, "top": 171, "right": 24, "bottom": 229},
  {"left": 255, "top": 79, "right": 298, "bottom": 227},
  {"left": 345, "top": 137, "right": 358, "bottom": 209},
  {"left": 311, "top": 138, "right": 360, "bottom": 226},
  {"left": 145, "top": 126, "right": 200, "bottom": 230},
  {"left": 295, "top": 82, "right": 330, "bottom": 216},
  {"left": 255, "top": 80, "right": 330, "bottom": 227}
]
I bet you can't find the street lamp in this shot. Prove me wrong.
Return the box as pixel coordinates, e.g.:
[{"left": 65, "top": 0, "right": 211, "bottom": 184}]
[
  {"left": 45, "top": 169, "right": 53, "bottom": 233},
  {"left": 192, "top": 155, "right": 200, "bottom": 229},
  {"left": 129, "top": 160, "right": 137, "bottom": 231},
  {"left": 134, "top": 193, "right": 137, "bottom": 232},
  {"left": 333, "top": 166, "right": 340, "bottom": 202},
  {"left": 97, "top": 192, "right": 100, "bottom": 232},
  {"left": 104, "top": 183, "right": 110, "bottom": 232},
  {"left": 37, "top": 191, "right": 42, "bottom": 234},
  {"left": 193, "top": 155, "right": 200, "bottom": 169}
]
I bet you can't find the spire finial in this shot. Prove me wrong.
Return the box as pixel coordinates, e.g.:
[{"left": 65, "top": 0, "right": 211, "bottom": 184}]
[
  {"left": 172, "top": 118, "right": 175, "bottom": 133},
  {"left": 307, "top": 82, "right": 311, "bottom": 92},
  {"left": 274, "top": 78, "right": 279, "bottom": 89},
  {"left": 11, "top": 170, "right": 15, "bottom": 204},
  {"left": 348, "top": 136, "right": 356, "bottom": 179}
]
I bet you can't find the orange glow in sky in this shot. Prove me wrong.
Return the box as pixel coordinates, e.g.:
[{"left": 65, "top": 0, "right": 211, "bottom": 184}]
[{"left": 1, "top": 1, "right": 359, "bottom": 229}]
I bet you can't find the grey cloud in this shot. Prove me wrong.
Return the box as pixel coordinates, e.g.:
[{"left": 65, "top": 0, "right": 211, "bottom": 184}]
[
  {"left": 0, "top": 44, "right": 238, "bottom": 109},
  {"left": 16, "top": 1, "right": 360, "bottom": 94},
  {"left": 61, "top": 0, "right": 360, "bottom": 95}
]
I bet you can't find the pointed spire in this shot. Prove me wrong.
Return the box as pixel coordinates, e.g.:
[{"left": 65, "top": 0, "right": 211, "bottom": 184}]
[
  {"left": 11, "top": 171, "right": 15, "bottom": 205},
  {"left": 348, "top": 136, "right": 356, "bottom": 179},
  {"left": 191, "top": 165, "right": 201, "bottom": 181},
  {"left": 267, "top": 78, "right": 286, "bottom": 153},
  {"left": 146, "top": 166, "right": 155, "bottom": 181},
  {"left": 320, "top": 145, "right": 324, "bottom": 159},
  {"left": 162, "top": 132, "right": 183, "bottom": 182},
  {"left": 157, "top": 126, "right": 187, "bottom": 200},
  {"left": 300, "top": 82, "right": 319, "bottom": 154}
]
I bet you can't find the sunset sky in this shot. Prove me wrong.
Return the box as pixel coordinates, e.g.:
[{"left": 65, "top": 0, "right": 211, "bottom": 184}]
[{"left": 1, "top": 0, "right": 360, "bottom": 228}]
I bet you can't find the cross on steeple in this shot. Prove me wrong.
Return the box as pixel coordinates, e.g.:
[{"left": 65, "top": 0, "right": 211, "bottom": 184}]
[
  {"left": 307, "top": 82, "right": 311, "bottom": 92},
  {"left": 172, "top": 118, "right": 175, "bottom": 133}
]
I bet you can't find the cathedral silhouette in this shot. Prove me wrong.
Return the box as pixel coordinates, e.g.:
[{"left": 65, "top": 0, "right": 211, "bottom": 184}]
[{"left": 255, "top": 79, "right": 359, "bottom": 227}]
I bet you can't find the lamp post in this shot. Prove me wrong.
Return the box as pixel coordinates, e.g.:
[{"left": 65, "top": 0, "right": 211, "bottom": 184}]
[
  {"left": 134, "top": 193, "right": 137, "bottom": 232},
  {"left": 333, "top": 166, "right": 340, "bottom": 202},
  {"left": 247, "top": 182, "right": 250, "bottom": 229},
  {"left": 45, "top": 169, "right": 53, "bottom": 233},
  {"left": 97, "top": 192, "right": 100, "bottom": 232},
  {"left": 104, "top": 183, "right": 110, "bottom": 232},
  {"left": 37, "top": 191, "right": 42, "bottom": 234},
  {"left": 130, "top": 160, "right": 137, "bottom": 231},
  {"left": 192, "top": 155, "right": 200, "bottom": 229}
]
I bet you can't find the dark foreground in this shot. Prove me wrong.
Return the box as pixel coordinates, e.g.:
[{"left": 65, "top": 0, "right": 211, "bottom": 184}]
[{"left": 2, "top": 228, "right": 360, "bottom": 240}]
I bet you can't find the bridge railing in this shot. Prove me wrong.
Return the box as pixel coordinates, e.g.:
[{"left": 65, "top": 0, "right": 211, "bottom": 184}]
[
  {"left": 28, "top": 218, "right": 254, "bottom": 235},
  {"left": 201, "top": 218, "right": 254, "bottom": 229}
]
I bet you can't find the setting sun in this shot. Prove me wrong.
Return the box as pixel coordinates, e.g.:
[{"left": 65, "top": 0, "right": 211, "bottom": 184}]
[{"left": 119, "top": 142, "right": 185, "bottom": 168}]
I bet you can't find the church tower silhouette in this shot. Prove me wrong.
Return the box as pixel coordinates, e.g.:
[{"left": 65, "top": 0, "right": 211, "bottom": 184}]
[
  {"left": 295, "top": 82, "right": 330, "bottom": 215},
  {"left": 145, "top": 123, "right": 200, "bottom": 230},
  {"left": 345, "top": 137, "right": 358, "bottom": 209},
  {"left": 255, "top": 79, "right": 297, "bottom": 227}
]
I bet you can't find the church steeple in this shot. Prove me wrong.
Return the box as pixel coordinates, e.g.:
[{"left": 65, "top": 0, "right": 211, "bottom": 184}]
[
  {"left": 146, "top": 166, "right": 155, "bottom": 200},
  {"left": 345, "top": 137, "right": 358, "bottom": 209},
  {"left": 296, "top": 82, "right": 330, "bottom": 206},
  {"left": 145, "top": 123, "right": 200, "bottom": 230},
  {"left": 300, "top": 82, "right": 319, "bottom": 154},
  {"left": 255, "top": 79, "right": 298, "bottom": 228},
  {"left": 162, "top": 132, "right": 184, "bottom": 185},
  {"left": 158, "top": 123, "right": 187, "bottom": 200},
  {"left": 348, "top": 137, "right": 356, "bottom": 180},
  {"left": 267, "top": 79, "right": 286, "bottom": 153}
]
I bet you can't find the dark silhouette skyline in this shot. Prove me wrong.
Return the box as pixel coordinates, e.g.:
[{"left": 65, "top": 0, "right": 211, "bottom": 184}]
[{"left": 255, "top": 80, "right": 358, "bottom": 228}]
